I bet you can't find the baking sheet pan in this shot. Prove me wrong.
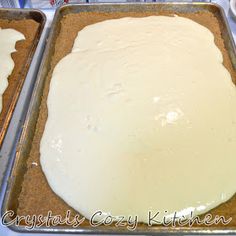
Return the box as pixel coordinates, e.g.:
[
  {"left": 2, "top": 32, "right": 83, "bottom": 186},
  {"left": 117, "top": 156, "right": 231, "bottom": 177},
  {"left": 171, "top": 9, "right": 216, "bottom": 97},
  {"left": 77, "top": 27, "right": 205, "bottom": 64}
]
[
  {"left": 0, "top": 8, "right": 46, "bottom": 146},
  {"left": 2, "top": 2, "right": 236, "bottom": 234}
]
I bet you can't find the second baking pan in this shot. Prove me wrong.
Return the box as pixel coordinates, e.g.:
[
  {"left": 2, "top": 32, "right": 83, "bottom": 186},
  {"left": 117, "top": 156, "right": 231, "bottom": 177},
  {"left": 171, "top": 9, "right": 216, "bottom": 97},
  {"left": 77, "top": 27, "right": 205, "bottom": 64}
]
[
  {"left": 2, "top": 2, "right": 236, "bottom": 234},
  {"left": 0, "top": 8, "right": 46, "bottom": 146}
]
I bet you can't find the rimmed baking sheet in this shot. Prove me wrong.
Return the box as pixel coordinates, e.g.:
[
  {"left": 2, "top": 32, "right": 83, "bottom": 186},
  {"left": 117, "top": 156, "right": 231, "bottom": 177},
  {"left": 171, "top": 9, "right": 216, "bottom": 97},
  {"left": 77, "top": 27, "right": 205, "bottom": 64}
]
[
  {"left": 2, "top": 3, "right": 236, "bottom": 234},
  {"left": 0, "top": 8, "right": 46, "bottom": 146}
]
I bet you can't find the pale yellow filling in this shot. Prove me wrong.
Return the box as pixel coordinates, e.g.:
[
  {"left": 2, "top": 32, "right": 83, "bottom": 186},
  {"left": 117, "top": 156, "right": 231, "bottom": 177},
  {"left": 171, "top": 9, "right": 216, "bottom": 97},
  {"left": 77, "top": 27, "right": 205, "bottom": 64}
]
[
  {"left": 0, "top": 28, "right": 25, "bottom": 113},
  {"left": 40, "top": 16, "right": 236, "bottom": 223}
]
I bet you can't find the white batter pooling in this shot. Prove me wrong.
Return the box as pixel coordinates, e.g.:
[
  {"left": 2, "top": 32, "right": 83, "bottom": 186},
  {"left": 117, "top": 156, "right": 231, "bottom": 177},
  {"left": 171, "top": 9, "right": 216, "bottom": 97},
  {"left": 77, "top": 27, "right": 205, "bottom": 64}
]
[
  {"left": 0, "top": 28, "right": 25, "bottom": 113},
  {"left": 40, "top": 16, "right": 236, "bottom": 223}
]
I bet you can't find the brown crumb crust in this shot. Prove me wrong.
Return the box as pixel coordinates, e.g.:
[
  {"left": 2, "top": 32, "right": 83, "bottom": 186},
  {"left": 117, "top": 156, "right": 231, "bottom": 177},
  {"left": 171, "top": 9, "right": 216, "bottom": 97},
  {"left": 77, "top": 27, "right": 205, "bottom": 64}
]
[
  {"left": 0, "top": 19, "right": 40, "bottom": 143},
  {"left": 17, "top": 11, "right": 236, "bottom": 229}
]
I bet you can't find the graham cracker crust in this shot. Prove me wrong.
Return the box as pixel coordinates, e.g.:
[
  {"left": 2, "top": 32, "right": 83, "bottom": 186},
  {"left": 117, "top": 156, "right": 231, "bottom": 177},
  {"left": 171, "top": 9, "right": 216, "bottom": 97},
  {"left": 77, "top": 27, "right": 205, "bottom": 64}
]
[
  {"left": 17, "top": 11, "right": 236, "bottom": 229},
  {"left": 0, "top": 19, "right": 40, "bottom": 143}
]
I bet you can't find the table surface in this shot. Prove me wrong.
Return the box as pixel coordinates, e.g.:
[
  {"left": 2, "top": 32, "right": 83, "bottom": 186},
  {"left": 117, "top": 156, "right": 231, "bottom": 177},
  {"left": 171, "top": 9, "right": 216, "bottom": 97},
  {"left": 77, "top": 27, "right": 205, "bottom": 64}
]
[{"left": 0, "top": 1, "right": 235, "bottom": 235}]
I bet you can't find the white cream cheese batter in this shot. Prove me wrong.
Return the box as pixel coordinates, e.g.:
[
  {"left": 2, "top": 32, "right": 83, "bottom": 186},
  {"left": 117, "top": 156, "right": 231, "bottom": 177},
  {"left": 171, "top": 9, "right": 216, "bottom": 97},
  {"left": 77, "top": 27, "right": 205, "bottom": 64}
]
[
  {"left": 40, "top": 16, "right": 236, "bottom": 223},
  {"left": 0, "top": 28, "right": 25, "bottom": 113}
]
